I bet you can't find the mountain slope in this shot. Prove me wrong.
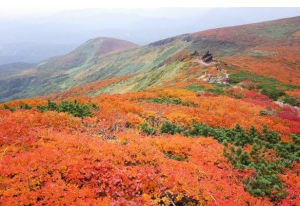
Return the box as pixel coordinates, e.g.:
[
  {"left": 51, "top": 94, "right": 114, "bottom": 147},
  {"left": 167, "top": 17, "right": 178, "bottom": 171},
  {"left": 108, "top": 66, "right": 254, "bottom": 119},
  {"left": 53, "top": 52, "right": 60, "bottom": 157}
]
[
  {"left": 0, "top": 17, "right": 300, "bottom": 206},
  {"left": 48, "top": 16, "right": 300, "bottom": 98},
  {"left": 0, "top": 37, "right": 138, "bottom": 102},
  {"left": 0, "top": 62, "right": 36, "bottom": 77},
  {"left": 37, "top": 37, "right": 139, "bottom": 71},
  {"left": 194, "top": 16, "right": 300, "bottom": 46},
  {"left": 0, "top": 16, "right": 299, "bottom": 103}
]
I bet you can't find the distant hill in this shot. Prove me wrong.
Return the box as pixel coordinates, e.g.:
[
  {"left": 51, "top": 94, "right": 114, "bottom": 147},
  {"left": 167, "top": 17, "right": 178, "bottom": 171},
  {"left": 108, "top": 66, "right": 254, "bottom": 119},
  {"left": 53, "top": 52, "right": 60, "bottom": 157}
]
[
  {"left": 1, "top": 7, "right": 299, "bottom": 65},
  {"left": 0, "top": 37, "right": 138, "bottom": 102},
  {"left": 0, "top": 62, "right": 36, "bottom": 77},
  {"left": 0, "top": 42, "right": 77, "bottom": 65},
  {"left": 36, "top": 37, "right": 139, "bottom": 71},
  {"left": 193, "top": 16, "right": 300, "bottom": 46},
  {"left": 0, "top": 16, "right": 299, "bottom": 103}
]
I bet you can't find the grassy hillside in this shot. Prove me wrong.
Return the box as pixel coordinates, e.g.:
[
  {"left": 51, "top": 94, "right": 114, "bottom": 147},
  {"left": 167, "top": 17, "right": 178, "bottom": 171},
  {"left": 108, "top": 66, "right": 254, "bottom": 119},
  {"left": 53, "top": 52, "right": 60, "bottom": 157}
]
[
  {"left": 193, "top": 17, "right": 300, "bottom": 86},
  {"left": 0, "top": 17, "right": 299, "bottom": 103},
  {"left": 193, "top": 16, "right": 300, "bottom": 46},
  {"left": 0, "top": 38, "right": 138, "bottom": 102}
]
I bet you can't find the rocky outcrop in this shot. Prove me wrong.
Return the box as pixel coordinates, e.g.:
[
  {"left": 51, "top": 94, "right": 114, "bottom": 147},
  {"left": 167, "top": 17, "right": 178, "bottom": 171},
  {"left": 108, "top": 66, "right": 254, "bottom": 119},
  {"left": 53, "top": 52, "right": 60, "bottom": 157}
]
[
  {"left": 190, "top": 50, "right": 199, "bottom": 57},
  {"left": 201, "top": 51, "right": 213, "bottom": 63}
]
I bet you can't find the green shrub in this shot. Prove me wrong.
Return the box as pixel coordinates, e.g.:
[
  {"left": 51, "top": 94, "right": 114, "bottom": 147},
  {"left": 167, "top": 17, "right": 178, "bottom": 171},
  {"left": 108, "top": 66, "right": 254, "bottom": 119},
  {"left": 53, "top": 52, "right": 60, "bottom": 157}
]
[
  {"left": 19, "top": 104, "right": 32, "bottom": 110},
  {"left": 206, "top": 87, "right": 225, "bottom": 95},
  {"left": 140, "top": 122, "right": 156, "bottom": 135},
  {"left": 283, "top": 96, "right": 300, "bottom": 107},
  {"left": 147, "top": 97, "right": 182, "bottom": 105},
  {"left": 37, "top": 100, "right": 97, "bottom": 118},
  {"left": 229, "top": 72, "right": 298, "bottom": 100},
  {"left": 159, "top": 121, "right": 298, "bottom": 202},
  {"left": 160, "top": 121, "right": 184, "bottom": 135},
  {"left": 147, "top": 97, "right": 198, "bottom": 107},
  {"left": 260, "top": 110, "right": 269, "bottom": 116},
  {"left": 3, "top": 104, "right": 15, "bottom": 112},
  {"left": 261, "top": 88, "right": 285, "bottom": 100},
  {"left": 164, "top": 151, "right": 187, "bottom": 161},
  {"left": 229, "top": 72, "right": 276, "bottom": 84},
  {"left": 186, "top": 84, "right": 205, "bottom": 92}
]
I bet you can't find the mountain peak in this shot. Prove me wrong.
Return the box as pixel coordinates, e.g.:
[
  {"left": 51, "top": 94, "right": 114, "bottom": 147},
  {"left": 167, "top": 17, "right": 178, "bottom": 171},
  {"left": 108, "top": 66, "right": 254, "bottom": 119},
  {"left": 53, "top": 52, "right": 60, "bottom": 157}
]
[
  {"left": 36, "top": 37, "right": 139, "bottom": 72},
  {"left": 71, "top": 36, "right": 139, "bottom": 59},
  {"left": 84, "top": 37, "right": 139, "bottom": 50}
]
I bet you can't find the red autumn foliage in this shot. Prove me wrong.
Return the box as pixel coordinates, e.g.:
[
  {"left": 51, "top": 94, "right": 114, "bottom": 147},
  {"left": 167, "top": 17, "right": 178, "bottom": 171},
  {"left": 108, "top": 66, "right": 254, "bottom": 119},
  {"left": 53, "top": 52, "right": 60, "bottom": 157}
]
[
  {"left": 278, "top": 106, "right": 300, "bottom": 122},
  {"left": 0, "top": 89, "right": 299, "bottom": 206}
]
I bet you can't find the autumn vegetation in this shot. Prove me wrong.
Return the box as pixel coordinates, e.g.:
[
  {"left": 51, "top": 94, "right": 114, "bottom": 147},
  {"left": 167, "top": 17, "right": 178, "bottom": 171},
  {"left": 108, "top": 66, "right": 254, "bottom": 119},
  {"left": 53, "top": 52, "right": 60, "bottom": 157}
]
[
  {"left": 1, "top": 82, "right": 299, "bottom": 205},
  {"left": 0, "top": 17, "right": 300, "bottom": 206}
]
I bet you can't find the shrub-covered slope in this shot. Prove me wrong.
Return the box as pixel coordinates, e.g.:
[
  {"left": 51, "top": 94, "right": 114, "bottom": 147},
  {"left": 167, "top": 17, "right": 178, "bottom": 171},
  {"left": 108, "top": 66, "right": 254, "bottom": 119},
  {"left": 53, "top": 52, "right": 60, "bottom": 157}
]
[
  {"left": 0, "top": 16, "right": 300, "bottom": 206},
  {"left": 0, "top": 87, "right": 299, "bottom": 205},
  {"left": 1, "top": 16, "right": 299, "bottom": 103}
]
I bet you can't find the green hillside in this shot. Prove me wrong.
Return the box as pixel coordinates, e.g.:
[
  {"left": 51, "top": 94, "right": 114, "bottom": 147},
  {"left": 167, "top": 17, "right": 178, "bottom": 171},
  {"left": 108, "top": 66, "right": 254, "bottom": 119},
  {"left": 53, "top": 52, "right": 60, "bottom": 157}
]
[
  {"left": 0, "top": 37, "right": 138, "bottom": 102},
  {"left": 0, "top": 16, "right": 299, "bottom": 103}
]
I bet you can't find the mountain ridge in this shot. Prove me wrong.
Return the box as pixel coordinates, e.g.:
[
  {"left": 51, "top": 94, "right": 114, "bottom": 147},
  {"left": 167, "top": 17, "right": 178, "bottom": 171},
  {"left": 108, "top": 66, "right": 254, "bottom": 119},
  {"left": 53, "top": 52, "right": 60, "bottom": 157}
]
[
  {"left": 193, "top": 16, "right": 300, "bottom": 46},
  {"left": 36, "top": 37, "right": 139, "bottom": 71},
  {"left": 0, "top": 16, "right": 299, "bottom": 103},
  {"left": 0, "top": 37, "right": 139, "bottom": 102}
]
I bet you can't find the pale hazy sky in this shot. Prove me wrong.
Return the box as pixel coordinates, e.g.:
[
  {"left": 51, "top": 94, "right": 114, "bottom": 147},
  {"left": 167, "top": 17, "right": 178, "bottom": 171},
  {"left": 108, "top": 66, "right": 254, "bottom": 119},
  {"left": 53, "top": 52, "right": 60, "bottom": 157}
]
[
  {"left": 0, "top": 0, "right": 299, "bottom": 19},
  {"left": 1, "top": 0, "right": 298, "bottom": 7},
  {"left": 0, "top": 2, "right": 299, "bottom": 64}
]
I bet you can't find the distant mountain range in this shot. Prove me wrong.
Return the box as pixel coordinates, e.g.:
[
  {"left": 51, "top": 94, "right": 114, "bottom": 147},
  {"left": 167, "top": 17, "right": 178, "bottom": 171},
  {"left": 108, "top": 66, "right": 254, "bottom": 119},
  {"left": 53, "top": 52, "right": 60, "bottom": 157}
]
[
  {"left": 0, "top": 42, "right": 77, "bottom": 65},
  {"left": 0, "top": 16, "right": 299, "bottom": 103},
  {"left": 1, "top": 7, "right": 299, "bottom": 65},
  {"left": 0, "top": 62, "right": 36, "bottom": 76}
]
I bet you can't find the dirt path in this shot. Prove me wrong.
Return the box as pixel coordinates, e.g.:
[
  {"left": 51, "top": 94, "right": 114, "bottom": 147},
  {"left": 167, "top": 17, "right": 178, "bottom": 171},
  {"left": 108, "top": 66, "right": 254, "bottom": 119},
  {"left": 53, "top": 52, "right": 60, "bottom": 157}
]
[
  {"left": 191, "top": 57, "right": 230, "bottom": 84},
  {"left": 192, "top": 58, "right": 218, "bottom": 66},
  {"left": 197, "top": 66, "right": 229, "bottom": 84}
]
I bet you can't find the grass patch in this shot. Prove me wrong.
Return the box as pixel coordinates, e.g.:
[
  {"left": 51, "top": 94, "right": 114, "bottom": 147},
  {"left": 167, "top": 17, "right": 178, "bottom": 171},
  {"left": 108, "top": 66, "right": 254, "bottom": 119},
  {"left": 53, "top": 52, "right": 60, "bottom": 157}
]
[
  {"left": 186, "top": 84, "right": 205, "bottom": 92},
  {"left": 229, "top": 72, "right": 300, "bottom": 100},
  {"left": 147, "top": 97, "right": 198, "bottom": 107},
  {"left": 203, "top": 83, "right": 230, "bottom": 95},
  {"left": 282, "top": 96, "right": 300, "bottom": 107}
]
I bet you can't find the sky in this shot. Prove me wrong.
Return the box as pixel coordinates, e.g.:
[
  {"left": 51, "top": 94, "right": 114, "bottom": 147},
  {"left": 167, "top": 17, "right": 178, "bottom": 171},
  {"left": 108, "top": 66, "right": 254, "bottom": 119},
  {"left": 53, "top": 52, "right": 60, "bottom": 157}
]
[
  {"left": 0, "top": 0, "right": 299, "bottom": 18},
  {"left": 0, "top": 1, "right": 299, "bottom": 64},
  {"left": 1, "top": 0, "right": 299, "bottom": 7}
]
